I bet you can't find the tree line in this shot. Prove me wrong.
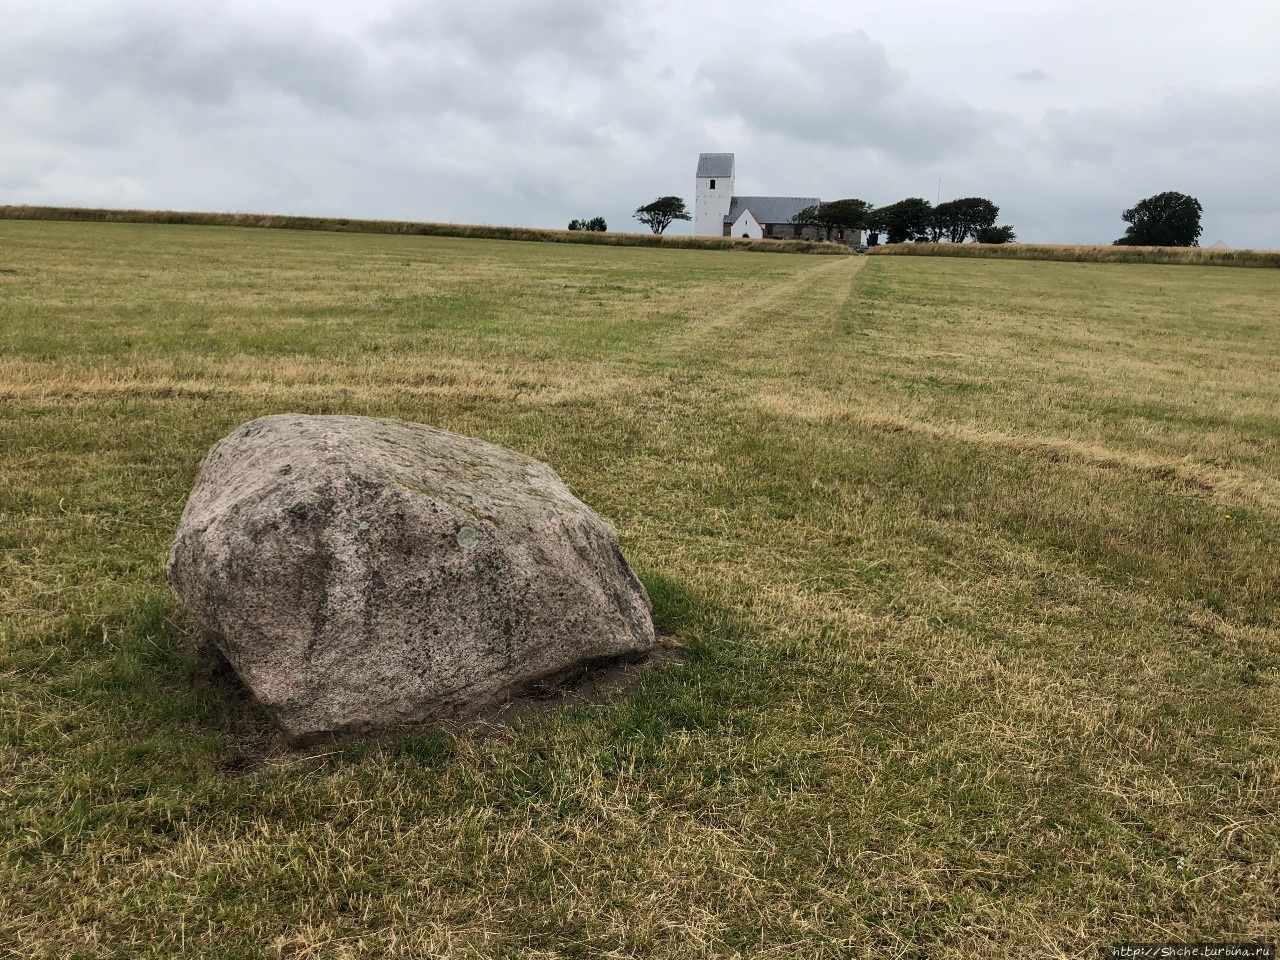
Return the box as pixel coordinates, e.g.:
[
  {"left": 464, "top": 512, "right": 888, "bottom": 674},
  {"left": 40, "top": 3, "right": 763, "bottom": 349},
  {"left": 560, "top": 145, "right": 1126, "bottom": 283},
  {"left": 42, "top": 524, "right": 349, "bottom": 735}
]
[
  {"left": 792, "top": 196, "right": 1016, "bottom": 245},
  {"left": 627, "top": 189, "right": 1205, "bottom": 246},
  {"left": 627, "top": 194, "right": 1015, "bottom": 244},
  {"left": 807, "top": 190, "right": 1204, "bottom": 246}
]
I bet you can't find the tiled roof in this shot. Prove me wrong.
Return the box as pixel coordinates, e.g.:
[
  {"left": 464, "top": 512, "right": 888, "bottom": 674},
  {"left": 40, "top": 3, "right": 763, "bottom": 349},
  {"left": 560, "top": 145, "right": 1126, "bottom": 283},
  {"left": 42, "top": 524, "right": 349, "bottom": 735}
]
[
  {"left": 724, "top": 196, "right": 820, "bottom": 225},
  {"left": 696, "top": 153, "right": 735, "bottom": 178}
]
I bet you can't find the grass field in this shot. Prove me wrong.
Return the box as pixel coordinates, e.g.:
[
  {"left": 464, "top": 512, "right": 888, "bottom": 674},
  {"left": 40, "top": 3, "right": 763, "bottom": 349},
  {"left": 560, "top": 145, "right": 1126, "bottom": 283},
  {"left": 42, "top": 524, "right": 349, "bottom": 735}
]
[
  {"left": 0, "top": 206, "right": 852, "bottom": 257},
  {"left": 2, "top": 221, "right": 1279, "bottom": 958},
  {"left": 870, "top": 241, "right": 1280, "bottom": 269}
]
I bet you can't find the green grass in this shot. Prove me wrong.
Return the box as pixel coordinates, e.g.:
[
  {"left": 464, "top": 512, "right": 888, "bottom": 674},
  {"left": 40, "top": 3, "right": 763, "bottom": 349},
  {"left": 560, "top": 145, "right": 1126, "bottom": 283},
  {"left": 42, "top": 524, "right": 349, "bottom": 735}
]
[
  {"left": 2, "top": 221, "right": 1278, "bottom": 958},
  {"left": 871, "top": 241, "right": 1280, "bottom": 268},
  {"left": 0, "top": 205, "right": 853, "bottom": 256}
]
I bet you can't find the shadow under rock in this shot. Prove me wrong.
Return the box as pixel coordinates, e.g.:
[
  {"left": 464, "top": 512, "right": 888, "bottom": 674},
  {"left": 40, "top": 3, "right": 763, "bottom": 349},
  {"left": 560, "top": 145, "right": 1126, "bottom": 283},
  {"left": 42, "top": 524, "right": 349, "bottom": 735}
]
[{"left": 169, "top": 571, "right": 706, "bottom": 771}]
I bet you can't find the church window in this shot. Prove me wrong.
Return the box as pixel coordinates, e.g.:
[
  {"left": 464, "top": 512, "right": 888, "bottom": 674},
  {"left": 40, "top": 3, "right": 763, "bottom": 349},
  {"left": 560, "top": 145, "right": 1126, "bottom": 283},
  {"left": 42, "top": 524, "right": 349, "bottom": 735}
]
[{"left": 709, "top": 179, "right": 716, "bottom": 189}]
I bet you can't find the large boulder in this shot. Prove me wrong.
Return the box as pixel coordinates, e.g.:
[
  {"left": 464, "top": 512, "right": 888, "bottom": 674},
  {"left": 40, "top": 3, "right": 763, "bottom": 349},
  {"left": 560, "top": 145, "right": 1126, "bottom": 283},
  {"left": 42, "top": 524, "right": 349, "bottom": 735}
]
[{"left": 167, "top": 414, "right": 656, "bottom": 741}]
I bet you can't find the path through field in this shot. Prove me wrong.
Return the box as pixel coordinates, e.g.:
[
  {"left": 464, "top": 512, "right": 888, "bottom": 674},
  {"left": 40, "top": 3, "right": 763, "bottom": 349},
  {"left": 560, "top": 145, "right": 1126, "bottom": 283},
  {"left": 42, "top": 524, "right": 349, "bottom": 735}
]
[{"left": 2, "top": 222, "right": 1278, "bottom": 958}]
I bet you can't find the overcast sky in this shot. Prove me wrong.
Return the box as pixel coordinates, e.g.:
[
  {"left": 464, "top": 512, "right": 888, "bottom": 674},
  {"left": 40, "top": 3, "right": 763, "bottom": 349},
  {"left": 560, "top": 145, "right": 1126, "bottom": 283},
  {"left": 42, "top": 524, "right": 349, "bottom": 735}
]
[{"left": 3, "top": 0, "right": 1278, "bottom": 246}]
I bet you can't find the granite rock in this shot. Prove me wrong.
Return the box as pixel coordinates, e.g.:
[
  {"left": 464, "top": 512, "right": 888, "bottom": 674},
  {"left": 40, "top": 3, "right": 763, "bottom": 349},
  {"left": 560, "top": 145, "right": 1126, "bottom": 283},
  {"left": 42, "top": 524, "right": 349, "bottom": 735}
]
[{"left": 167, "top": 414, "right": 656, "bottom": 741}]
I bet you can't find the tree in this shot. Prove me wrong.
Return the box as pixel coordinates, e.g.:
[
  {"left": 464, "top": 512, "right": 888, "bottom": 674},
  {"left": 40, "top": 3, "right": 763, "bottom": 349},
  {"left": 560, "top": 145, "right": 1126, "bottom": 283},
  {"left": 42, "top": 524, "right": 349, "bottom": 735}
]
[
  {"left": 872, "top": 198, "right": 933, "bottom": 244},
  {"left": 931, "top": 197, "right": 999, "bottom": 243},
  {"left": 791, "top": 204, "right": 822, "bottom": 238},
  {"left": 633, "top": 196, "right": 690, "bottom": 234},
  {"left": 924, "top": 207, "right": 948, "bottom": 243},
  {"left": 975, "top": 224, "right": 1016, "bottom": 244},
  {"left": 567, "top": 217, "right": 607, "bottom": 231},
  {"left": 864, "top": 209, "right": 883, "bottom": 246},
  {"left": 1113, "top": 191, "right": 1202, "bottom": 247},
  {"left": 818, "top": 198, "right": 873, "bottom": 241}
]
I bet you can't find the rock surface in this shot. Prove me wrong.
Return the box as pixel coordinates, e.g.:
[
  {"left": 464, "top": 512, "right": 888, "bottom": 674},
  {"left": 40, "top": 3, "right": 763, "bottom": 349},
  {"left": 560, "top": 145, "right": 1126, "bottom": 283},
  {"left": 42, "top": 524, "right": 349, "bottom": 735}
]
[{"left": 167, "top": 414, "right": 656, "bottom": 741}]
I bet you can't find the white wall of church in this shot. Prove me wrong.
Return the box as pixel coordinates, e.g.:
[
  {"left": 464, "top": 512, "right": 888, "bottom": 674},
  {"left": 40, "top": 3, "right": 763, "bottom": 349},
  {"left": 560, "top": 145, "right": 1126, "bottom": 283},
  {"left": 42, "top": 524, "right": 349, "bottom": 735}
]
[
  {"left": 730, "top": 209, "right": 763, "bottom": 239},
  {"left": 694, "top": 174, "right": 733, "bottom": 236}
]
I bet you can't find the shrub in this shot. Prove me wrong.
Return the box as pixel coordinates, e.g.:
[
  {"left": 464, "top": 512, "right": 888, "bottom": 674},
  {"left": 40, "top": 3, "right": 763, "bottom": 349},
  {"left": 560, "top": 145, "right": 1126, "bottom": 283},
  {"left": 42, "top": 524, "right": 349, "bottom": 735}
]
[{"left": 976, "top": 225, "right": 1017, "bottom": 244}]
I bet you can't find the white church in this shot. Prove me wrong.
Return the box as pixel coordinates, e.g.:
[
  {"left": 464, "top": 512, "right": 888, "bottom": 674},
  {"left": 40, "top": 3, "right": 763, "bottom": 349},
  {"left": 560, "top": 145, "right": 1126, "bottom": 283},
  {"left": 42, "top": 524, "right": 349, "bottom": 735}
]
[{"left": 694, "top": 153, "right": 858, "bottom": 243}]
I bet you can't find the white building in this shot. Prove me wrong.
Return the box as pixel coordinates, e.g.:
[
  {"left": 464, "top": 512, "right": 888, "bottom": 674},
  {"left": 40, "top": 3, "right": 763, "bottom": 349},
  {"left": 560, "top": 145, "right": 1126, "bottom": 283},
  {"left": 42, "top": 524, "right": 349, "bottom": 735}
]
[
  {"left": 695, "top": 152, "right": 852, "bottom": 242},
  {"left": 694, "top": 153, "right": 736, "bottom": 236}
]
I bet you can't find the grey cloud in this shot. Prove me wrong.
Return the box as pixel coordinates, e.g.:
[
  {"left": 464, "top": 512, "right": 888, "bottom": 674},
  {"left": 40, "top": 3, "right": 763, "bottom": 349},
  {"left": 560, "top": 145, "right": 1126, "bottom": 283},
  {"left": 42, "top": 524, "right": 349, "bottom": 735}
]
[
  {"left": 0, "top": 3, "right": 1275, "bottom": 248},
  {"left": 1039, "top": 107, "right": 1120, "bottom": 165},
  {"left": 0, "top": 0, "right": 675, "bottom": 231},
  {"left": 0, "top": 172, "right": 41, "bottom": 192},
  {"left": 1013, "top": 69, "right": 1052, "bottom": 83},
  {"left": 1043, "top": 86, "right": 1280, "bottom": 156},
  {"left": 927, "top": 85, "right": 1280, "bottom": 244},
  {"left": 380, "top": 0, "right": 636, "bottom": 74},
  {"left": 0, "top": 8, "right": 366, "bottom": 112},
  {"left": 0, "top": 0, "right": 639, "bottom": 134},
  {"left": 697, "top": 31, "right": 997, "bottom": 163},
  {"left": 1033, "top": 84, "right": 1280, "bottom": 220}
]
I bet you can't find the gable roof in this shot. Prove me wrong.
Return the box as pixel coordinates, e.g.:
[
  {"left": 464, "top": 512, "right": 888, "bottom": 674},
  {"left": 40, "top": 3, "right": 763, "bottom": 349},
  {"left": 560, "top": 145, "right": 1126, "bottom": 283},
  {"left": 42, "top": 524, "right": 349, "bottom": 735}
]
[
  {"left": 696, "top": 153, "right": 735, "bottom": 178},
  {"left": 724, "top": 196, "right": 820, "bottom": 226}
]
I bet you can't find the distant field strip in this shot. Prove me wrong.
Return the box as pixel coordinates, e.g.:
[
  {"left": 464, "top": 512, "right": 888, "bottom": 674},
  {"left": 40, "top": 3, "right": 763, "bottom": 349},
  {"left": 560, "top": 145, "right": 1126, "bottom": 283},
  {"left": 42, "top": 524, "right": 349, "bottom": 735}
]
[
  {"left": 0, "top": 204, "right": 852, "bottom": 255},
  {"left": 872, "top": 241, "right": 1280, "bottom": 268}
]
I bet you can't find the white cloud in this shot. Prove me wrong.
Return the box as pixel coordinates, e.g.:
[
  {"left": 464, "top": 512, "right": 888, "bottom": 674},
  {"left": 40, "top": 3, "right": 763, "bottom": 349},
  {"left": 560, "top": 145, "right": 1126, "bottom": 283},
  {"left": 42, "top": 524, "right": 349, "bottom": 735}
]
[
  {"left": 698, "top": 31, "right": 998, "bottom": 163},
  {"left": 0, "top": 0, "right": 1276, "bottom": 246}
]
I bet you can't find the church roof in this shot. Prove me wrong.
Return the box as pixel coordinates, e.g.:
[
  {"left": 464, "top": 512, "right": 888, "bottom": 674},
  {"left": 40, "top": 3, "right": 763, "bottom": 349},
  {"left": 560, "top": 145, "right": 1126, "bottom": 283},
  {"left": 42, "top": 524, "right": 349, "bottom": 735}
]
[
  {"left": 696, "top": 153, "right": 735, "bottom": 178},
  {"left": 724, "top": 196, "right": 820, "bottom": 226}
]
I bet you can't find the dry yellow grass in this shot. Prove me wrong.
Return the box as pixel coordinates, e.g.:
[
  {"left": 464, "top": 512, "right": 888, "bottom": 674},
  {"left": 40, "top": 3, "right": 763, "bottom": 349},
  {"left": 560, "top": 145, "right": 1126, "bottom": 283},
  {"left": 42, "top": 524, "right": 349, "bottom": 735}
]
[
  {"left": 871, "top": 242, "right": 1280, "bottom": 268},
  {"left": 0, "top": 204, "right": 853, "bottom": 256},
  {"left": 1, "top": 221, "right": 1278, "bottom": 957}
]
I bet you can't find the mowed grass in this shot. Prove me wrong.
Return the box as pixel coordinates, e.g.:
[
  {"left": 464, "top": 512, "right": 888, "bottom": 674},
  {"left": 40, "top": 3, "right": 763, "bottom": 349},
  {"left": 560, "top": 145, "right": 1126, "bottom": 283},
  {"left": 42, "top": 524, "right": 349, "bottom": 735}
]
[
  {"left": 0, "top": 205, "right": 853, "bottom": 256},
  {"left": 870, "top": 241, "right": 1280, "bottom": 269},
  {"left": 1, "top": 221, "right": 1278, "bottom": 958}
]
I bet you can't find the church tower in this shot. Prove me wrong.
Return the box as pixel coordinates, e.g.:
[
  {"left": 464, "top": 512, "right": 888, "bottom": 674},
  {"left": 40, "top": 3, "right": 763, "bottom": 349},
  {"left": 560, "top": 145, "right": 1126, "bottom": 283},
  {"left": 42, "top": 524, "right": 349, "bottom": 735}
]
[{"left": 694, "top": 153, "right": 734, "bottom": 237}]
